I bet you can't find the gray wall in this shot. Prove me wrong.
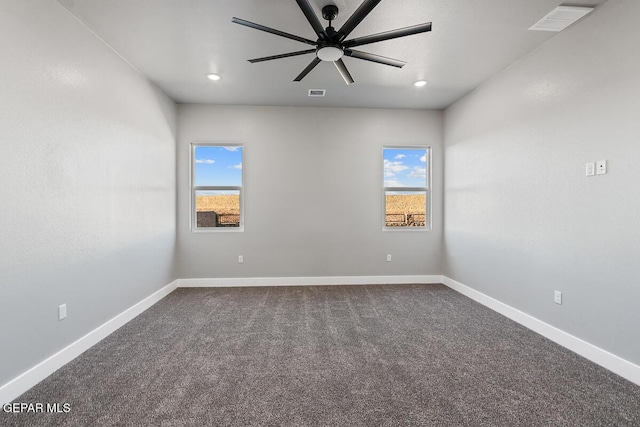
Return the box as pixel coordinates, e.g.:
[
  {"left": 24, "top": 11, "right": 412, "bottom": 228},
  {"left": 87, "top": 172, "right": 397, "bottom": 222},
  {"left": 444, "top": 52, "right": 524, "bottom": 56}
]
[
  {"left": 177, "top": 105, "right": 443, "bottom": 278},
  {"left": 444, "top": 0, "right": 640, "bottom": 365},
  {"left": 0, "top": 0, "right": 177, "bottom": 386}
]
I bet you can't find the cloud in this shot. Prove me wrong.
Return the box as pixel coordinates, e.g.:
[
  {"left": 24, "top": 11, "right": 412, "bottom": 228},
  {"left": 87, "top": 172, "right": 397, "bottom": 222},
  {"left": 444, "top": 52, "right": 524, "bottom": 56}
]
[
  {"left": 420, "top": 155, "right": 427, "bottom": 162},
  {"left": 232, "top": 163, "right": 242, "bottom": 170},
  {"left": 395, "top": 154, "right": 406, "bottom": 159},
  {"left": 383, "top": 159, "right": 408, "bottom": 177},
  {"left": 223, "top": 146, "right": 240, "bottom": 151},
  {"left": 384, "top": 179, "right": 405, "bottom": 188},
  {"left": 408, "top": 167, "right": 427, "bottom": 179},
  {"left": 195, "top": 159, "right": 215, "bottom": 164}
]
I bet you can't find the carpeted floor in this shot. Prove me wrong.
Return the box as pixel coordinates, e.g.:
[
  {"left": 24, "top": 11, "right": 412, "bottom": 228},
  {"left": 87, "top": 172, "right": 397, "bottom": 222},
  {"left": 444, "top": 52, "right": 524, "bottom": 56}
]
[{"left": 2, "top": 284, "right": 639, "bottom": 426}]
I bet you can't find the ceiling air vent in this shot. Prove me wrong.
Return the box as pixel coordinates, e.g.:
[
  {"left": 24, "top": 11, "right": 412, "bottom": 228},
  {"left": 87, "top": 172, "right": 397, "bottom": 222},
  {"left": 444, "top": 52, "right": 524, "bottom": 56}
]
[
  {"left": 529, "top": 6, "right": 594, "bottom": 32},
  {"left": 308, "top": 89, "right": 326, "bottom": 97}
]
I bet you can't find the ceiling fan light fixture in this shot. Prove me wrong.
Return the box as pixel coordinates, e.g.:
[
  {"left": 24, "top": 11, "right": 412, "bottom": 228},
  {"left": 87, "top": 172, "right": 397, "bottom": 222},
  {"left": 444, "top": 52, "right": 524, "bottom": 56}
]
[
  {"left": 317, "top": 46, "right": 343, "bottom": 62},
  {"left": 206, "top": 73, "right": 221, "bottom": 81},
  {"left": 413, "top": 80, "right": 428, "bottom": 87}
]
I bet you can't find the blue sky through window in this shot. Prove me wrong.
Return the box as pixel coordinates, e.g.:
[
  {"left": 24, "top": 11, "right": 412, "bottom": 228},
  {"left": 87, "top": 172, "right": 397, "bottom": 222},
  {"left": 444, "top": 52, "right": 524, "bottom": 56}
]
[
  {"left": 194, "top": 145, "right": 243, "bottom": 187},
  {"left": 383, "top": 148, "right": 428, "bottom": 188}
]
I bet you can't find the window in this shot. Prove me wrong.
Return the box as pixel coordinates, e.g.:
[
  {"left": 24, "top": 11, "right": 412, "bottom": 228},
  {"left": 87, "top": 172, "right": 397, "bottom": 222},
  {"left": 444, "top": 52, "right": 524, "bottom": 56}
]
[
  {"left": 191, "top": 144, "right": 243, "bottom": 230},
  {"left": 383, "top": 147, "right": 429, "bottom": 229}
]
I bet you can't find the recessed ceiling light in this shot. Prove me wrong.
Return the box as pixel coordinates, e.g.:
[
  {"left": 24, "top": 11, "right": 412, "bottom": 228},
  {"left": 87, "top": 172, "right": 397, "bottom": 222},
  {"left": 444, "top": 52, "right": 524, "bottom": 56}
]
[
  {"left": 206, "top": 73, "right": 221, "bottom": 81},
  {"left": 413, "top": 80, "right": 428, "bottom": 87}
]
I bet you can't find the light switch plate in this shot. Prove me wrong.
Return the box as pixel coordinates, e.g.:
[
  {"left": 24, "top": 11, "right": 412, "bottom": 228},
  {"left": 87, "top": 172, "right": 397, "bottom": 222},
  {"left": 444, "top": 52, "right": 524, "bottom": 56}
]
[
  {"left": 585, "top": 162, "right": 595, "bottom": 176},
  {"left": 554, "top": 291, "right": 562, "bottom": 305}
]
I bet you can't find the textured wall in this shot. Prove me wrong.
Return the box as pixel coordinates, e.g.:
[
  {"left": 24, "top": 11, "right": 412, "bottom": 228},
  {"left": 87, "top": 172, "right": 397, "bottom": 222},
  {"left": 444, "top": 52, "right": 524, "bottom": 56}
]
[
  {"left": 444, "top": 0, "right": 640, "bottom": 364},
  {"left": 0, "top": 0, "right": 177, "bottom": 386},
  {"left": 177, "top": 105, "right": 443, "bottom": 278}
]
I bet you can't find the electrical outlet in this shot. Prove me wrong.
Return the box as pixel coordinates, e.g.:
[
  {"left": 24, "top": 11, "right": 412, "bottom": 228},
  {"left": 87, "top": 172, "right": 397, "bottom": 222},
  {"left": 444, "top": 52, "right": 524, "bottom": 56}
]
[
  {"left": 554, "top": 291, "right": 562, "bottom": 305},
  {"left": 238, "top": 255, "right": 244, "bottom": 264},
  {"left": 585, "top": 162, "right": 595, "bottom": 176},
  {"left": 596, "top": 160, "right": 607, "bottom": 175},
  {"left": 386, "top": 254, "right": 392, "bottom": 262},
  {"left": 58, "top": 304, "right": 67, "bottom": 320}
]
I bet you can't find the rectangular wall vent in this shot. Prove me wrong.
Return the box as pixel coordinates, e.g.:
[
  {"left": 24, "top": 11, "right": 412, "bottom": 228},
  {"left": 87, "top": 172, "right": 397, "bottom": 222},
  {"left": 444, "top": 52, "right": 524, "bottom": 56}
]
[
  {"left": 308, "top": 89, "right": 326, "bottom": 97},
  {"left": 529, "top": 6, "right": 594, "bottom": 32}
]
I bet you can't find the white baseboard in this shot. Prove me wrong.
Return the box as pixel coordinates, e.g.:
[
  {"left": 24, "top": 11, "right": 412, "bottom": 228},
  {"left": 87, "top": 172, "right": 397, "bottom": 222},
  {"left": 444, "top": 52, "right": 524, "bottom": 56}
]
[
  {"left": 178, "top": 275, "right": 443, "bottom": 288},
  {"left": 4, "top": 275, "right": 637, "bottom": 406},
  {"left": 0, "top": 280, "right": 178, "bottom": 405},
  {"left": 442, "top": 276, "right": 640, "bottom": 386}
]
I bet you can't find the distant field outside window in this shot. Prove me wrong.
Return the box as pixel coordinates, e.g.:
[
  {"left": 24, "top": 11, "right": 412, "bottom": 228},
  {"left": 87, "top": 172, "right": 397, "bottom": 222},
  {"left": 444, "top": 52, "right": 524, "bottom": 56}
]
[
  {"left": 383, "top": 147, "right": 429, "bottom": 229},
  {"left": 192, "top": 145, "right": 243, "bottom": 230}
]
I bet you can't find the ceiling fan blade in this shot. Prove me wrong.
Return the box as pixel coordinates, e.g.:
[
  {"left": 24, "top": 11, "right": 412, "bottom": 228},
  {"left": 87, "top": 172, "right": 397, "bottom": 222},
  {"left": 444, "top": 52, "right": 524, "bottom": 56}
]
[
  {"left": 294, "top": 57, "right": 322, "bottom": 82},
  {"left": 334, "top": 59, "right": 354, "bottom": 85},
  {"left": 295, "top": 0, "right": 328, "bottom": 40},
  {"left": 343, "top": 23, "right": 432, "bottom": 48},
  {"left": 336, "top": 0, "right": 383, "bottom": 41},
  {"left": 232, "top": 17, "right": 317, "bottom": 46},
  {"left": 344, "top": 49, "right": 406, "bottom": 68},
  {"left": 248, "top": 49, "right": 316, "bottom": 63}
]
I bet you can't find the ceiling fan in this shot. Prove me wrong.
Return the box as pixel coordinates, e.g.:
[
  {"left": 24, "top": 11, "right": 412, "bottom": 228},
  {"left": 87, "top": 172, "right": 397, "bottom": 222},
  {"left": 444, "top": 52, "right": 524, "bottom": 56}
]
[{"left": 232, "top": 0, "right": 432, "bottom": 85}]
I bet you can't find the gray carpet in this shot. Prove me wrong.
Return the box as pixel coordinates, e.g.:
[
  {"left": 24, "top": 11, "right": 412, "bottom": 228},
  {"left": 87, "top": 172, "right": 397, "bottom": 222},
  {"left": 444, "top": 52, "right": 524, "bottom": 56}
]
[{"left": 3, "top": 285, "right": 639, "bottom": 426}]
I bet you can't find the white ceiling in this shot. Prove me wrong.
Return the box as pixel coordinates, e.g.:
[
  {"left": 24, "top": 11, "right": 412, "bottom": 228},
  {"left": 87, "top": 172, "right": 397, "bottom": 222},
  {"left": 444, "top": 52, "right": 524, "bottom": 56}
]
[{"left": 56, "top": 0, "right": 607, "bottom": 109}]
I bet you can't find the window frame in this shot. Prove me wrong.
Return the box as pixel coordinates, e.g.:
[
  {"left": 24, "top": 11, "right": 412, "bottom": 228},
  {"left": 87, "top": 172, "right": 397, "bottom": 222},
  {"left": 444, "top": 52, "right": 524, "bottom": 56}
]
[
  {"left": 382, "top": 145, "right": 431, "bottom": 231},
  {"left": 190, "top": 143, "right": 244, "bottom": 232}
]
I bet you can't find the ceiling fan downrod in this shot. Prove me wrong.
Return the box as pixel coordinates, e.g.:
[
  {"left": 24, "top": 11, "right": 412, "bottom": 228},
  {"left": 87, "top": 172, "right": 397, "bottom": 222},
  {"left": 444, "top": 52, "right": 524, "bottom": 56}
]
[{"left": 322, "top": 4, "right": 339, "bottom": 28}]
